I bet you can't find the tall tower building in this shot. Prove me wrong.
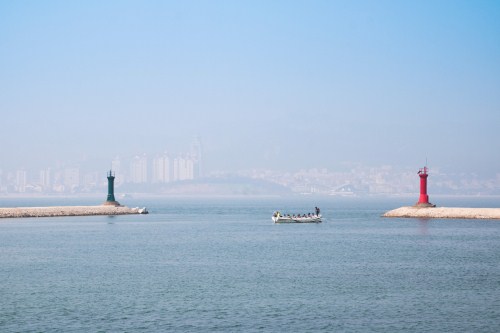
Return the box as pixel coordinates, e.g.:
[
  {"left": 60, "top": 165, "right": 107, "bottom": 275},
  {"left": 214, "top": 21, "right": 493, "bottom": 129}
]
[
  {"left": 152, "top": 153, "right": 170, "bottom": 183},
  {"left": 111, "top": 156, "right": 123, "bottom": 186},
  {"left": 173, "top": 156, "right": 194, "bottom": 181},
  {"left": 173, "top": 157, "right": 182, "bottom": 181},
  {"left": 39, "top": 168, "right": 51, "bottom": 191},
  {"left": 191, "top": 136, "right": 203, "bottom": 178},
  {"left": 185, "top": 158, "right": 194, "bottom": 180},
  {"left": 64, "top": 167, "right": 80, "bottom": 191},
  {"left": 16, "top": 169, "right": 27, "bottom": 193},
  {"left": 130, "top": 154, "right": 148, "bottom": 183}
]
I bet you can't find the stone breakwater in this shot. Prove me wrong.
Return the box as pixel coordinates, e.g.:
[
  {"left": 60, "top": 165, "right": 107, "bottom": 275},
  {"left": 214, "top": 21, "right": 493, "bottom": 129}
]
[
  {"left": 0, "top": 206, "right": 145, "bottom": 218},
  {"left": 383, "top": 206, "right": 500, "bottom": 219}
]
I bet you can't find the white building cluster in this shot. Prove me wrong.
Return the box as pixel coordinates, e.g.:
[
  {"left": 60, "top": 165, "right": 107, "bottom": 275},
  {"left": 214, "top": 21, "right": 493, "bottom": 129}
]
[
  {"left": 112, "top": 151, "right": 201, "bottom": 185},
  {"left": 0, "top": 138, "right": 203, "bottom": 194},
  {"left": 0, "top": 167, "right": 90, "bottom": 194}
]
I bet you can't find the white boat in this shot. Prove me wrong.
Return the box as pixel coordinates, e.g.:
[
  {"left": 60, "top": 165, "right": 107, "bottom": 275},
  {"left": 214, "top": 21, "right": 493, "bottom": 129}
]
[{"left": 272, "top": 211, "right": 322, "bottom": 223}]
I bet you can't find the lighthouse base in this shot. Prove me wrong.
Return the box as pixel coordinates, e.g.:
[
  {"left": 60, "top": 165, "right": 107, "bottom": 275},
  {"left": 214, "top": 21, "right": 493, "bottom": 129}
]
[
  {"left": 414, "top": 202, "right": 436, "bottom": 208},
  {"left": 103, "top": 200, "right": 121, "bottom": 207}
]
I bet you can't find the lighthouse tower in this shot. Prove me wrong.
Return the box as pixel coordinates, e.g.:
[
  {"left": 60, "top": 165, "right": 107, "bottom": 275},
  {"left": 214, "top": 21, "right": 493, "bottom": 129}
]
[
  {"left": 415, "top": 166, "right": 435, "bottom": 207},
  {"left": 103, "top": 170, "right": 120, "bottom": 206}
]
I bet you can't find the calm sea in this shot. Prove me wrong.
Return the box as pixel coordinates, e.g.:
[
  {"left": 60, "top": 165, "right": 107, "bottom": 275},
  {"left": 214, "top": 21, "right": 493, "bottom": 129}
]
[{"left": 1, "top": 196, "right": 499, "bottom": 332}]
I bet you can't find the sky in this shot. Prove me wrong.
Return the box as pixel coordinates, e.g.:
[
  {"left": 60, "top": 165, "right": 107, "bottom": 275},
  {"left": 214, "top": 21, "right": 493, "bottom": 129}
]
[{"left": 1, "top": 0, "right": 499, "bottom": 176}]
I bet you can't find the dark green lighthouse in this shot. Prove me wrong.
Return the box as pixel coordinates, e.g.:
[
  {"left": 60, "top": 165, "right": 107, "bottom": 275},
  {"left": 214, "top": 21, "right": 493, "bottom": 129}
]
[{"left": 103, "top": 170, "right": 120, "bottom": 206}]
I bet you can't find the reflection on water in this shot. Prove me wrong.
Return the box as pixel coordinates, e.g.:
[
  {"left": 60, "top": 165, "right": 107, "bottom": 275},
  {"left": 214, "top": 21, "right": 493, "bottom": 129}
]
[{"left": 418, "top": 218, "right": 430, "bottom": 235}]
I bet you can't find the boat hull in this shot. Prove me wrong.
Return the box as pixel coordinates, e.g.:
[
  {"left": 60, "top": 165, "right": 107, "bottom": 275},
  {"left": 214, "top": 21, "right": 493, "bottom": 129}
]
[{"left": 272, "top": 215, "right": 322, "bottom": 223}]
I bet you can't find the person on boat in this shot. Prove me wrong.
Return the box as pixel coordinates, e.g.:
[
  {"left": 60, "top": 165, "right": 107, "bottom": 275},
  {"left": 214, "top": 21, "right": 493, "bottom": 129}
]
[{"left": 315, "top": 207, "right": 320, "bottom": 216}]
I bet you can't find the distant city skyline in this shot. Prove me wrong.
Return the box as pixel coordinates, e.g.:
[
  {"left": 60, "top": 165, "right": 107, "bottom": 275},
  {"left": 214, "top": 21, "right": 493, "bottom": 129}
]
[
  {"left": 0, "top": 139, "right": 204, "bottom": 194},
  {"left": 1, "top": 153, "right": 498, "bottom": 196}
]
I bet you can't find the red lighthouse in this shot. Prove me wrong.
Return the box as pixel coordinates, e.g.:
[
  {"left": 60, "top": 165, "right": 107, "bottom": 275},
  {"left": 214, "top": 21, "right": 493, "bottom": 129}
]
[{"left": 416, "top": 166, "right": 435, "bottom": 207}]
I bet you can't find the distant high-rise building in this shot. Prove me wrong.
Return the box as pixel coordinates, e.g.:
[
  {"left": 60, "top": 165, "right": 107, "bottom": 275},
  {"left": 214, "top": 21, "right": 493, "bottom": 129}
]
[
  {"left": 185, "top": 158, "right": 194, "bottom": 180},
  {"left": 16, "top": 169, "right": 27, "bottom": 192},
  {"left": 82, "top": 172, "right": 99, "bottom": 191},
  {"left": 191, "top": 136, "right": 203, "bottom": 178},
  {"left": 111, "top": 156, "right": 123, "bottom": 185},
  {"left": 64, "top": 168, "right": 80, "bottom": 191},
  {"left": 39, "top": 168, "right": 51, "bottom": 190},
  {"left": 173, "top": 156, "right": 194, "bottom": 181},
  {"left": 130, "top": 154, "right": 148, "bottom": 183},
  {"left": 173, "top": 157, "right": 182, "bottom": 181},
  {"left": 152, "top": 153, "right": 170, "bottom": 183}
]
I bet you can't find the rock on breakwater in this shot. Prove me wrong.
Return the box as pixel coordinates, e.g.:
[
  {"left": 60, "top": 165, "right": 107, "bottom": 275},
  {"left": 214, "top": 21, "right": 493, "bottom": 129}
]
[
  {"left": 383, "top": 206, "right": 500, "bottom": 219},
  {"left": 0, "top": 205, "right": 146, "bottom": 218}
]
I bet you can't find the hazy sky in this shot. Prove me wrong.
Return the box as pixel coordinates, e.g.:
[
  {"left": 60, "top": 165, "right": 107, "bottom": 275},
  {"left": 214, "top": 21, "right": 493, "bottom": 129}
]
[{"left": 1, "top": 1, "right": 499, "bottom": 175}]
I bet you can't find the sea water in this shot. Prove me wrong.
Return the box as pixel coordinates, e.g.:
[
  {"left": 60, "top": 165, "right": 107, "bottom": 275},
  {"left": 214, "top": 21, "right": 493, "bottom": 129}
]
[{"left": 1, "top": 196, "right": 499, "bottom": 332}]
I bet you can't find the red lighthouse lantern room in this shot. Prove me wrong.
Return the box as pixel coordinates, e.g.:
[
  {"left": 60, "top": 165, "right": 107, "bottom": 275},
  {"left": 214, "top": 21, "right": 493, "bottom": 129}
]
[{"left": 416, "top": 166, "right": 435, "bottom": 207}]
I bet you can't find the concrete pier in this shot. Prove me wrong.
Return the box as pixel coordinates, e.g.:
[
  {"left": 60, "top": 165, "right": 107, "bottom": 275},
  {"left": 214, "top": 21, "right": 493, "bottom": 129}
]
[
  {"left": 383, "top": 206, "right": 500, "bottom": 220},
  {"left": 0, "top": 205, "right": 146, "bottom": 219}
]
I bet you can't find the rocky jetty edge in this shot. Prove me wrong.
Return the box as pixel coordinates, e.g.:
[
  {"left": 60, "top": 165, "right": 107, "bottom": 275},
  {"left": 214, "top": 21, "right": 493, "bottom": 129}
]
[
  {"left": 383, "top": 206, "right": 500, "bottom": 220},
  {"left": 0, "top": 205, "right": 148, "bottom": 219}
]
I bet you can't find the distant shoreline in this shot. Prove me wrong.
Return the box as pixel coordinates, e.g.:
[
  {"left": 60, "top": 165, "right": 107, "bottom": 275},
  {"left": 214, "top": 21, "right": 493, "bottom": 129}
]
[{"left": 1, "top": 193, "right": 500, "bottom": 200}]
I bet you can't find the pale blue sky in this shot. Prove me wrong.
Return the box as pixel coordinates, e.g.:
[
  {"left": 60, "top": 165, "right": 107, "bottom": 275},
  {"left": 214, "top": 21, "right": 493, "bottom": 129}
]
[{"left": 1, "top": 1, "right": 499, "bottom": 175}]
